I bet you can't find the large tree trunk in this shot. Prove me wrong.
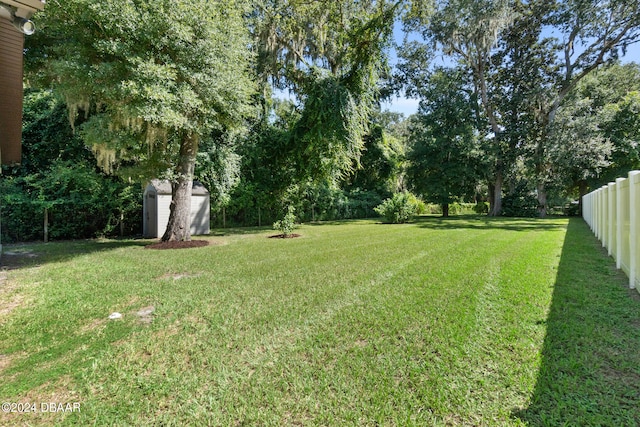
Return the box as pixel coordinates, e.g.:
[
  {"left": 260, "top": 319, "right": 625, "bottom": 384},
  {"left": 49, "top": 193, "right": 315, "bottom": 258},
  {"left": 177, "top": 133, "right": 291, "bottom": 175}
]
[
  {"left": 537, "top": 181, "right": 547, "bottom": 218},
  {"left": 577, "top": 180, "right": 588, "bottom": 216},
  {"left": 442, "top": 203, "right": 449, "bottom": 218},
  {"left": 489, "top": 170, "right": 503, "bottom": 217},
  {"left": 162, "top": 133, "right": 199, "bottom": 242},
  {"left": 534, "top": 137, "right": 548, "bottom": 218}
]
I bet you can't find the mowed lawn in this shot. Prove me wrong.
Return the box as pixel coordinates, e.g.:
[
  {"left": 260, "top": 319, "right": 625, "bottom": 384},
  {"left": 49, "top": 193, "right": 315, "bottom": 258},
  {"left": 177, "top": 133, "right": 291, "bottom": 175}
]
[{"left": 0, "top": 217, "right": 639, "bottom": 426}]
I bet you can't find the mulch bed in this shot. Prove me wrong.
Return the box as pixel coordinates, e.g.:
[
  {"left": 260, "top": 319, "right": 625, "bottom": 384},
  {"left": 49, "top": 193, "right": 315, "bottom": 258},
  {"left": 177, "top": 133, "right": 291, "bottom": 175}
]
[
  {"left": 268, "top": 234, "right": 302, "bottom": 239},
  {"left": 145, "top": 240, "right": 210, "bottom": 250}
]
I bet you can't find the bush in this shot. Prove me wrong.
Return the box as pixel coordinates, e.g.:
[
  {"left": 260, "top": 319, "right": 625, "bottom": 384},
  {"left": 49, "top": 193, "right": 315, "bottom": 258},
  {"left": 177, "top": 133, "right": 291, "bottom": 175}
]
[
  {"left": 407, "top": 193, "right": 427, "bottom": 215},
  {"left": 1, "top": 161, "right": 142, "bottom": 242},
  {"left": 474, "top": 201, "right": 489, "bottom": 214},
  {"left": 273, "top": 205, "right": 297, "bottom": 236},
  {"left": 501, "top": 189, "right": 538, "bottom": 217},
  {"left": 374, "top": 192, "right": 418, "bottom": 224},
  {"left": 565, "top": 202, "right": 581, "bottom": 217}
]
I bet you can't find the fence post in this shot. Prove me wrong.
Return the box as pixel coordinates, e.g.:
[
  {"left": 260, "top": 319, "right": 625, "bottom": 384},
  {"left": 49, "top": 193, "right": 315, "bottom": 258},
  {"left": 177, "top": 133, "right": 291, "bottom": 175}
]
[
  {"left": 595, "top": 189, "right": 600, "bottom": 236},
  {"left": 600, "top": 185, "right": 609, "bottom": 247},
  {"left": 595, "top": 188, "right": 600, "bottom": 240},
  {"left": 629, "top": 171, "right": 640, "bottom": 289},
  {"left": 608, "top": 182, "right": 616, "bottom": 256},
  {"left": 586, "top": 193, "right": 594, "bottom": 232},
  {"left": 603, "top": 186, "right": 608, "bottom": 245},
  {"left": 592, "top": 191, "right": 596, "bottom": 235},
  {"left": 616, "top": 178, "right": 626, "bottom": 269}
]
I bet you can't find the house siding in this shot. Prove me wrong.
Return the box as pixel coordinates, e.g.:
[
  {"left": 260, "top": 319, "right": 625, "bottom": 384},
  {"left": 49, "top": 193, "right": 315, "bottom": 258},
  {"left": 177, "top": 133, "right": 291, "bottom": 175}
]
[{"left": 0, "top": 18, "right": 24, "bottom": 165}]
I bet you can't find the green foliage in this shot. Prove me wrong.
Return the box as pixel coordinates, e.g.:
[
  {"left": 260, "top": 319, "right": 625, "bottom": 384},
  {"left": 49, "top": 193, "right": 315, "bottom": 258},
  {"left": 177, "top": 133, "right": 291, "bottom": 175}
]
[
  {"left": 195, "top": 136, "right": 242, "bottom": 207},
  {"left": 565, "top": 203, "right": 581, "bottom": 217},
  {"left": 27, "top": 0, "right": 255, "bottom": 241},
  {"left": 474, "top": 201, "right": 490, "bottom": 214},
  {"left": 2, "top": 91, "right": 143, "bottom": 243},
  {"left": 273, "top": 205, "right": 297, "bottom": 236},
  {"left": 501, "top": 185, "right": 538, "bottom": 218},
  {"left": 403, "top": 0, "right": 640, "bottom": 216},
  {"left": 424, "top": 202, "right": 478, "bottom": 215},
  {"left": 301, "top": 184, "right": 385, "bottom": 222},
  {"left": 253, "top": 1, "right": 398, "bottom": 184},
  {"left": 599, "top": 90, "right": 640, "bottom": 183},
  {"left": 18, "top": 89, "right": 95, "bottom": 174},
  {"left": 406, "top": 68, "right": 484, "bottom": 209},
  {"left": 291, "top": 70, "right": 371, "bottom": 181},
  {"left": 345, "top": 122, "right": 405, "bottom": 195},
  {"left": 32, "top": 0, "right": 256, "bottom": 143},
  {"left": 1, "top": 161, "right": 142, "bottom": 242},
  {"left": 374, "top": 192, "right": 418, "bottom": 224},
  {"left": 408, "top": 193, "right": 427, "bottom": 215}
]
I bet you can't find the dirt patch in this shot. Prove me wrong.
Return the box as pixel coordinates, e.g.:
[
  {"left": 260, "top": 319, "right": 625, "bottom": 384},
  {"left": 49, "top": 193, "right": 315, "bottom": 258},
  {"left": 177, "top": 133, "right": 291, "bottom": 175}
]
[
  {"left": 134, "top": 306, "right": 155, "bottom": 324},
  {"left": 157, "top": 272, "right": 200, "bottom": 281},
  {"left": 0, "top": 294, "right": 26, "bottom": 319},
  {"left": 268, "top": 234, "right": 302, "bottom": 239},
  {"left": 0, "top": 353, "right": 15, "bottom": 372},
  {"left": 79, "top": 318, "right": 107, "bottom": 334},
  {"left": 145, "top": 240, "right": 209, "bottom": 250},
  {"left": 0, "top": 375, "right": 80, "bottom": 425}
]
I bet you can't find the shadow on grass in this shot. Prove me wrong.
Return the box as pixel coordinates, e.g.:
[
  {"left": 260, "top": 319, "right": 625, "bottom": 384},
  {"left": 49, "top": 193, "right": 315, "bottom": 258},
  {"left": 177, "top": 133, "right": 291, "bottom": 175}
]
[
  {"left": 1, "top": 239, "right": 148, "bottom": 270},
  {"left": 514, "top": 218, "right": 640, "bottom": 425},
  {"left": 412, "top": 214, "right": 568, "bottom": 231},
  {"left": 304, "top": 218, "right": 380, "bottom": 226},
  {"left": 209, "top": 225, "right": 273, "bottom": 236}
]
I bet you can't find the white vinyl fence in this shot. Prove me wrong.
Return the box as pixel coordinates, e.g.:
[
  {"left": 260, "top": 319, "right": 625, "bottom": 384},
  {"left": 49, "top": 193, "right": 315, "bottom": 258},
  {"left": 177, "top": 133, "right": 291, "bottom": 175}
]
[{"left": 582, "top": 170, "right": 640, "bottom": 293}]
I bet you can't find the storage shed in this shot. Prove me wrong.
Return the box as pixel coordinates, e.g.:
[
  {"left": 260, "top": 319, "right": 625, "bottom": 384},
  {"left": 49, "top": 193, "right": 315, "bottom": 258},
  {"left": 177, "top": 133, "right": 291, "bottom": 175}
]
[{"left": 143, "top": 180, "right": 210, "bottom": 238}]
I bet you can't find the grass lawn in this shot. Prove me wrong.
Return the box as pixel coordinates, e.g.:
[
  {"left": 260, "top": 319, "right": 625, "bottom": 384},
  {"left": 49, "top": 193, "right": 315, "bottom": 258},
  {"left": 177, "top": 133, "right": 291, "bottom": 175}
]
[{"left": 0, "top": 217, "right": 638, "bottom": 426}]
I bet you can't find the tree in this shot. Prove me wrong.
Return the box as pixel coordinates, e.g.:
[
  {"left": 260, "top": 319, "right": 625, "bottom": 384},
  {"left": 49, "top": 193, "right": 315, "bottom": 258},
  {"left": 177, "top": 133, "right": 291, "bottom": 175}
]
[
  {"left": 403, "top": 0, "right": 515, "bottom": 216},
  {"left": 403, "top": 0, "right": 640, "bottom": 216},
  {"left": 2, "top": 90, "right": 142, "bottom": 242},
  {"left": 600, "top": 91, "right": 640, "bottom": 181},
  {"left": 543, "top": 63, "right": 640, "bottom": 212},
  {"left": 588, "top": 64, "right": 640, "bottom": 183},
  {"left": 344, "top": 121, "right": 405, "bottom": 196},
  {"left": 406, "top": 68, "right": 484, "bottom": 217},
  {"left": 253, "top": 0, "right": 400, "bottom": 184},
  {"left": 16, "top": 90, "right": 95, "bottom": 175},
  {"left": 27, "top": 0, "right": 255, "bottom": 241},
  {"left": 547, "top": 97, "right": 613, "bottom": 212},
  {"left": 496, "top": 0, "right": 640, "bottom": 216}
]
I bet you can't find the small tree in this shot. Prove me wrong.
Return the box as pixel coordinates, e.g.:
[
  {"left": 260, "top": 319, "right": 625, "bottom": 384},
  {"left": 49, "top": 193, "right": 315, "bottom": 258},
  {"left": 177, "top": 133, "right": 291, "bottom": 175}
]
[{"left": 273, "top": 205, "right": 297, "bottom": 237}]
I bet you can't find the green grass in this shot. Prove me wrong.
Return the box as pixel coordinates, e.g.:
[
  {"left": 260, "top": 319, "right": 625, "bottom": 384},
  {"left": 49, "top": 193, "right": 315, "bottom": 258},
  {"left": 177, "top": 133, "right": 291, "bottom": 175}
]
[{"left": 0, "top": 217, "right": 638, "bottom": 426}]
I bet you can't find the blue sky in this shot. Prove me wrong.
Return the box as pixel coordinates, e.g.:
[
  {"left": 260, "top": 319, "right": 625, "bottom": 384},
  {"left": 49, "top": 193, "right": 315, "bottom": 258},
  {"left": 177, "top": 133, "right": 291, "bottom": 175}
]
[
  {"left": 382, "top": 27, "right": 640, "bottom": 118},
  {"left": 276, "top": 26, "right": 640, "bottom": 119}
]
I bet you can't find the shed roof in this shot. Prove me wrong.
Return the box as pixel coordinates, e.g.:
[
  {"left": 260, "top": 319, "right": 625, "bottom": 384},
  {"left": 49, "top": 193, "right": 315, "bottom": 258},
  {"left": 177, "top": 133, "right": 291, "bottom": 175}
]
[{"left": 147, "top": 179, "right": 209, "bottom": 196}]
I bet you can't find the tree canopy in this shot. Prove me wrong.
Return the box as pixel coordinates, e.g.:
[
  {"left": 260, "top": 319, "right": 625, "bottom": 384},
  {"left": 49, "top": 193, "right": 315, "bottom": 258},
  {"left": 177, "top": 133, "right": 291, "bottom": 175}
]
[
  {"left": 253, "top": 0, "right": 400, "bottom": 182},
  {"left": 27, "top": 0, "right": 256, "bottom": 240},
  {"left": 406, "top": 68, "right": 484, "bottom": 216},
  {"left": 400, "top": 0, "right": 640, "bottom": 216}
]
